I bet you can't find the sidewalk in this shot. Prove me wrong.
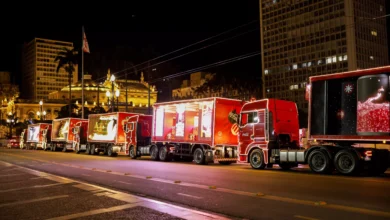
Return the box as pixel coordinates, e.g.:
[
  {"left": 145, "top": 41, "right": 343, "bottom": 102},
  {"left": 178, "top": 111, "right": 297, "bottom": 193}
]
[{"left": 0, "top": 160, "right": 230, "bottom": 220}]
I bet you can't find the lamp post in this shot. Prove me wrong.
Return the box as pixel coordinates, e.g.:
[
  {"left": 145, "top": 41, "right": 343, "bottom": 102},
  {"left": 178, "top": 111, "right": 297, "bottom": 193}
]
[
  {"left": 115, "top": 90, "right": 120, "bottom": 112},
  {"left": 110, "top": 74, "right": 115, "bottom": 112},
  {"left": 6, "top": 107, "right": 16, "bottom": 139},
  {"left": 106, "top": 91, "right": 111, "bottom": 112},
  {"left": 43, "top": 111, "right": 46, "bottom": 120},
  {"left": 39, "top": 100, "right": 43, "bottom": 121}
]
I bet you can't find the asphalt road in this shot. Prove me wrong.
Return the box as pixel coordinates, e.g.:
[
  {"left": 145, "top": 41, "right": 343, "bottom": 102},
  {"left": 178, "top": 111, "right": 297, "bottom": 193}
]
[{"left": 1, "top": 148, "right": 389, "bottom": 220}]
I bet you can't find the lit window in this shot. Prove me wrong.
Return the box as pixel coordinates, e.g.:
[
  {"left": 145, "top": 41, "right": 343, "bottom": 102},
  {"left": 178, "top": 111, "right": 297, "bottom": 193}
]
[
  {"left": 267, "top": 89, "right": 271, "bottom": 93},
  {"left": 343, "top": 55, "right": 348, "bottom": 61},
  {"left": 371, "top": 30, "right": 377, "bottom": 36},
  {"left": 370, "top": 56, "right": 374, "bottom": 60},
  {"left": 326, "top": 57, "right": 332, "bottom": 64},
  {"left": 265, "top": 69, "right": 269, "bottom": 75},
  {"left": 338, "top": 56, "right": 343, "bottom": 62},
  {"left": 380, "top": 5, "right": 383, "bottom": 11},
  {"left": 294, "top": 84, "right": 298, "bottom": 89},
  {"left": 318, "top": 60, "right": 322, "bottom": 65},
  {"left": 293, "top": 64, "right": 298, "bottom": 69},
  {"left": 290, "top": 85, "right": 294, "bottom": 90},
  {"left": 302, "top": 63, "right": 307, "bottom": 68},
  {"left": 308, "top": 62, "right": 312, "bottom": 67},
  {"left": 332, "top": 56, "right": 337, "bottom": 63}
]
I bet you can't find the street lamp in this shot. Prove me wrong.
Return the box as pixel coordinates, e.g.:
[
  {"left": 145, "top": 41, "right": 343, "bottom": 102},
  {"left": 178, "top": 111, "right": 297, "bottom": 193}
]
[
  {"left": 115, "top": 90, "right": 120, "bottom": 112},
  {"left": 106, "top": 91, "right": 111, "bottom": 111},
  {"left": 6, "top": 107, "right": 16, "bottom": 139},
  {"left": 39, "top": 100, "right": 43, "bottom": 121},
  {"left": 110, "top": 74, "right": 115, "bottom": 112}
]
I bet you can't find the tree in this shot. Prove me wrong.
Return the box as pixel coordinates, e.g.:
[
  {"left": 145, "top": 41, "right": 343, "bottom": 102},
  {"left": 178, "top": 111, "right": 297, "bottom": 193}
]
[
  {"left": 55, "top": 48, "right": 78, "bottom": 117},
  {"left": 56, "top": 104, "right": 80, "bottom": 119}
]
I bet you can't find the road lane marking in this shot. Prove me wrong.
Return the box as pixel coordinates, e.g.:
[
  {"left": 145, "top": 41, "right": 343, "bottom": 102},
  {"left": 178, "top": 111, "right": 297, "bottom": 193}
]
[
  {"left": 294, "top": 215, "right": 319, "bottom": 220},
  {"left": 116, "top": 180, "right": 133, "bottom": 185},
  {"left": 46, "top": 203, "right": 138, "bottom": 220},
  {"left": 0, "top": 195, "right": 68, "bottom": 208},
  {"left": 2, "top": 153, "right": 390, "bottom": 218},
  {"left": 0, "top": 173, "right": 24, "bottom": 177},
  {"left": 177, "top": 193, "right": 202, "bottom": 199},
  {"left": 0, "top": 183, "right": 67, "bottom": 193}
]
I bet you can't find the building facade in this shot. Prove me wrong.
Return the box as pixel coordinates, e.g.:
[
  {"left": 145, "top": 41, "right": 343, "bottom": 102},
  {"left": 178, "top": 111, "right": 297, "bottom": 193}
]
[
  {"left": 21, "top": 38, "right": 78, "bottom": 100},
  {"left": 48, "top": 69, "right": 158, "bottom": 114},
  {"left": 260, "top": 0, "right": 388, "bottom": 111}
]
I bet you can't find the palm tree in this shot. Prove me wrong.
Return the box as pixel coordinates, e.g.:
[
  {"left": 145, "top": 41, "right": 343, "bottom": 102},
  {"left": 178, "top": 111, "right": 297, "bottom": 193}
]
[{"left": 55, "top": 48, "right": 78, "bottom": 117}]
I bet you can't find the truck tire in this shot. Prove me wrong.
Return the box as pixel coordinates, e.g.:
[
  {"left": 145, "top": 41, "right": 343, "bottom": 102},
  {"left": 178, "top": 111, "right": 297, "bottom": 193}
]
[
  {"left": 90, "top": 145, "right": 96, "bottom": 155},
  {"left": 150, "top": 145, "right": 159, "bottom": 161},
  {"left": 249, "top": 149, "right": 266, "bottom": 169},
  {"left": 193, "top": 148, "right": 206, "bottom": 165},
  {"left": 85, "top": 144, "right": 91, "bottom": 155},
  {"left": 308, "top": 149, "right": 332, "bottom": 174},
  {"left": 129, "top": 146, "right": 137, "bottom": 159},
  {"left": 159, "top": 146, "right": 171, "bottom": 162},
  {"left": 107, "top": 145, "right": 116, "bottom": 157},
  {"left": 334, "top": 150, "right": 360, "bottom": 175}
]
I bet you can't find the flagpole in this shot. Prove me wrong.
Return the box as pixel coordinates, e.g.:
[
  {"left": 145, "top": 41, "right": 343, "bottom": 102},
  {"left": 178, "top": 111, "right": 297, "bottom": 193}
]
[{"left": 81, "top": 26, "right": 85, "bottom": 119}]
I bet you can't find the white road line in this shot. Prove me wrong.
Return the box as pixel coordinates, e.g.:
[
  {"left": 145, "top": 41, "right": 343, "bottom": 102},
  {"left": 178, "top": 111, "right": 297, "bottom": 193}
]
[
  {"left": 116, "top": 181, "right": 132, "bottom": 185},
  {"left": 46, "top": 204, "right": 138, "bottom": 220},
  {"left": 0, "top": 195, "right": 68, "bottom": 208},
  {"left": 0, "top": 183, "right": 67, "bottom": 193},
  {"left": 294, "top": 215, "right": 320, "bottom": 220},
  {"left": 177, "top": 193, "right": 202, "bottom": 199},
  {"left": 0, "top": 173, "right": 24, "bottom": 177}
]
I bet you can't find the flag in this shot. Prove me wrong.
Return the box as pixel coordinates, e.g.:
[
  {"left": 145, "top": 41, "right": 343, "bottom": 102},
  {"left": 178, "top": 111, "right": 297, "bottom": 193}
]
[{"left": 83, "top": 32, "right": 90, "bottom": 53}]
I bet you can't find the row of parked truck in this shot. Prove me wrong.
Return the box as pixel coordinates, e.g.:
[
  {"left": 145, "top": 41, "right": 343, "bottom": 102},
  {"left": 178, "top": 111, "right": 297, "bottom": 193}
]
[{"left": 19, "top": 66, "right": 390, "bottom": 175}]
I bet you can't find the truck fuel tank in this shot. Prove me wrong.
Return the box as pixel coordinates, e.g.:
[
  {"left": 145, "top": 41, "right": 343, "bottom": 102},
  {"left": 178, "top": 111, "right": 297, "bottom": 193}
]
[{"left": 280, "top": 149, "right": 306, "bottom": 163}]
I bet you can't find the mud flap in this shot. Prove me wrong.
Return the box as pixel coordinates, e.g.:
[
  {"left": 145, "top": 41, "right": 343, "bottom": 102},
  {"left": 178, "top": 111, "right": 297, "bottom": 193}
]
[{"left": 205, "top": 150, "right": 214, "bottom": 163}]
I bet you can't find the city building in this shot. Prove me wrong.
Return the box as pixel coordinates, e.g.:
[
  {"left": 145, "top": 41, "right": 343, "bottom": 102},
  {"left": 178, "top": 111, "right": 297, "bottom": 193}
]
[
  {"left": 260, "top": 0, "right": 388, "bottom": 111},
  {"left": 172, "top": 72, "right": 244, "bottom": 100},
  {"left": 48, "top": 69, "right": 157, "bottom": 114},
  {"left": 21, "top": 38, "right": 78, "bottom": 100}
]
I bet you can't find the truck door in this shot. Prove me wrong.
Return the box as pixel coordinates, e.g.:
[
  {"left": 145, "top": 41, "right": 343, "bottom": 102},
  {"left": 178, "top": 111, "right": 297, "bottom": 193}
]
[
  {"left": 253, "top": 110, "right": 267, "bottom": 142},
  {"left": 239, "top": 111, "right": 259, "bottom": 157}
]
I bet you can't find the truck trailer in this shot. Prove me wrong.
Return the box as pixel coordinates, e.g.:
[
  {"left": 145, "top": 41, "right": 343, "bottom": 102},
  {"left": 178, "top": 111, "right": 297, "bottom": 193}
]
[
  {"left": 138, "top": 97, "right": 245, "bottom": 165},
  {"left": 51, "top": 118, "right": 88, "bottom": 152},
  {"left": 86, "top": 112, "right": 139, "bottom": 156},
  {"left": 26, "top": 123, "right": 52, "bottom": 150},
  {"left": 239, "top": 66, "right": 390, "bottom": 175}
]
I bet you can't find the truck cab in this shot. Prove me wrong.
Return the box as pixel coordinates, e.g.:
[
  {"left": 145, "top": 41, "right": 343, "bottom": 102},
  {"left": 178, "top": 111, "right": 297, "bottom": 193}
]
[
  {"left": 238, "top": 98, "right": 300, "bottom": 169},
  {"left": 123, "top": 115, "right": 152, "bottom": 159}
]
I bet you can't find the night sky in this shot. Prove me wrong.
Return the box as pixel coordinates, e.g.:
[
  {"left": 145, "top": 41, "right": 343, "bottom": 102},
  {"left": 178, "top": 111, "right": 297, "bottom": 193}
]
[
  {"left": 1, "top": 1, "right": 389, "bottom": 96},
  {"left": 0, "top": 1, "right": 260, "bottom": 91}
]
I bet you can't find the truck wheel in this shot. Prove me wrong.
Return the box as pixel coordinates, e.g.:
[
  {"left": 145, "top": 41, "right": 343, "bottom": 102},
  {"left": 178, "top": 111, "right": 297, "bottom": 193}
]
[
  {"left": 249, "top": 149, "right": 266, "bottom": 169},
  {"left": 91, "top": 145, "right": 96, "bottom": 155},
  {"left": 129, "top": 146, "right": 137, "bottom": 159},
  {"left": 150, "top": 145, "right": 159, "bottom": 161},
  {"left": 85, "top": 144, "right": 91, "bottom": 155},
  {"left": 308, "top": 149, "right": 332, "bottom": 174},
  {"left": 334, "top": 150, "right": 360, "bottom": 175},
  {"left": 159, "top": 146, "right": 171, "bottom": 161},
  {"left": 107, "top": 145, "right": 116, "bottom": 157},
  {"left": 193, "top": 148, "right": 206, "bottom": 165}
]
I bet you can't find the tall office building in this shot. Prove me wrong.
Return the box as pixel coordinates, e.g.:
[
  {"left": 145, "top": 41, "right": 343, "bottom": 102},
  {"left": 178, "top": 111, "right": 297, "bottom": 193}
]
[
  {"left": 260, "top": 0, "right": 388, "bottom": 111},
  {"left": 22, "top": 38, "right": 78, "bottom": 100}
]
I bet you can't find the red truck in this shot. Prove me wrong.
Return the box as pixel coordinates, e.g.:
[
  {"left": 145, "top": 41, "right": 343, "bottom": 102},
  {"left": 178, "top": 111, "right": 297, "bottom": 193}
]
[
  {"left": 239, "top": 66, "right": 390, "bottom": 175},
  {"left": 86, "top": 112, "right": 143, "bottom": 156},
  {"left": 26, "top": 123, "right": 52, "bottom": 150},
  {"left": 128, "top": 98, "right": 244, "bottom": 164},
  {"left": 51, "top": 118, "right": 88, "bottom": 152}
]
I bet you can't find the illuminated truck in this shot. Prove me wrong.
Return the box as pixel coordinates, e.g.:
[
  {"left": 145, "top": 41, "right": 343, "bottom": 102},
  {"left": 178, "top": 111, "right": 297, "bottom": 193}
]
[
  {"left": 238, "top": 66, "right": 390, "bottom": 175},
  {"left": 26, "top": 123, "right": 52, "bottom": 150},
  {"left": 87, "top": 112, "right": 139, "bottom": 156},
  {"left": 137, "top": 98, "right": 244, "bottom": 165},
  {"left": 51, "top": 118, "right": 88, "bottom": 152}
]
